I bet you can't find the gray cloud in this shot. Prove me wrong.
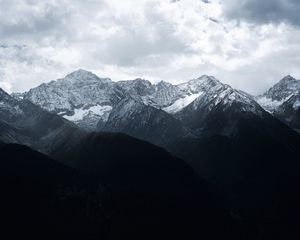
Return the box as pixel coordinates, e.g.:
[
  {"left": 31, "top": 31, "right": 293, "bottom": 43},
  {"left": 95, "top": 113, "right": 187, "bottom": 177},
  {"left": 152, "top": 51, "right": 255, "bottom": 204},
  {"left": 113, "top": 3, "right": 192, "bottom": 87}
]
[
  {"left": 95, "top": 3, "right": 191, "bottom": 67},
  {"left": 0, "top": 0, "right": 300, "bottom": 95},
  {"left": 224, "top": 0, "right": 300, "bottom": 26},
  {"left": 0, "top": 0, "right": 72, "bottom": 42}
]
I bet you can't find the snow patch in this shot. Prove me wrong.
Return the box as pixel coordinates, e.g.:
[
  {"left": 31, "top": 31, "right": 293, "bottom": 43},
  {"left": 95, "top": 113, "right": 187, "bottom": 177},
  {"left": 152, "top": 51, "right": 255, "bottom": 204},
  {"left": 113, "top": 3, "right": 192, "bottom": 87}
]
[
  {"left": 57, "top": 111, "right": 67, "bottom": 115},
  {"left": 163, "top": 92, "right": 203, "bottom": 113},
  {"left": 63, "top": 105, "right": 112, "bottom": 122}
]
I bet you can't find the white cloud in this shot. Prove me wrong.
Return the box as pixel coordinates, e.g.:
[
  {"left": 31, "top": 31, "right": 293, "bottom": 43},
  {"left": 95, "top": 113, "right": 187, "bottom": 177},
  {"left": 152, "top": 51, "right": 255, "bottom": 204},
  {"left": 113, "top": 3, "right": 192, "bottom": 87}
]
[{"left": 0, "top": 0, "right": 300, "bottom": 94}]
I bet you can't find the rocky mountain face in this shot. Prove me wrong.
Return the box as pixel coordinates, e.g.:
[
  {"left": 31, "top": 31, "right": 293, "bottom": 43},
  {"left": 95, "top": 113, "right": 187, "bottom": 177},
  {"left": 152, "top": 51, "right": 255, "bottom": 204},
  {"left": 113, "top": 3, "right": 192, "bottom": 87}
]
[
  {"left": 99, "top": 96, "right": 192, "bottom": 147},
  {"left": 21, "top": 70, "right": 185, "bottom": 131},
  {"left": 275, "top": 93, "right": 300, "bottom": 131},
  {"left": 257, "top": 75, "right": 300, "bottom": 131},
  {"left": 21, "top": 70, "right": 121, "bottom": 130},
  {"left": 175, "top": 83, "right": 266, "bottom": 137},
  {"left": 261, "top": 75, "right": 300, "bottom": 102},
  {"left": 115, "top": 79, "right": 184, "bottom": 108}
]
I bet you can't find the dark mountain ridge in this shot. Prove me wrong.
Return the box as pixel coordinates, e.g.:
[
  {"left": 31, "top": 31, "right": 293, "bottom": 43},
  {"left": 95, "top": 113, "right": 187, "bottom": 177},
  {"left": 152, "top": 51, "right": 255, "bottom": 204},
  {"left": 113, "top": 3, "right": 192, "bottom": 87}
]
[
  {"left": 0, "top": 87, "right": 83, "bottom": 153},
  {"left": 0, "top": 137, "right": 234, "bottom": 240}
]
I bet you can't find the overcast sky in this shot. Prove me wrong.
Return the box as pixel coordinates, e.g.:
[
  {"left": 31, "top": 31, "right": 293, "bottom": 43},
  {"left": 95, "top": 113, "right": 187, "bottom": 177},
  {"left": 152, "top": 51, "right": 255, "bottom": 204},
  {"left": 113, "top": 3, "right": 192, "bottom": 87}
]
[{"left": 1, "top": 0, "right": 300, "bottom": 94}]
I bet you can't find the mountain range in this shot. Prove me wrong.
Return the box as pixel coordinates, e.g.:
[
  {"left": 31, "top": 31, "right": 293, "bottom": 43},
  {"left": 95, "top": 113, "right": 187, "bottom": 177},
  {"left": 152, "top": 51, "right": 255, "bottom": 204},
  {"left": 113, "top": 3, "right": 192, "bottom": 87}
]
[
  {"left": 1, "top": 69, "right": 300, "bottom": 239},
  {"left": 17, "top": 70, "right": 300, "bottom": 134}
]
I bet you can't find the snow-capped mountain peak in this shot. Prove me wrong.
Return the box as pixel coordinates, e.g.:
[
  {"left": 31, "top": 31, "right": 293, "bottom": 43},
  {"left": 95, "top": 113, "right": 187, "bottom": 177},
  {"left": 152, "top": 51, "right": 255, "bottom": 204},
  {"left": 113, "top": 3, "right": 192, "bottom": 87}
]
[
  {"left": 183, "top": 83, "right": 262, "bottom": 114},
  {"left": 178, "top": 75, "right": 221, "bottom": 94},
  {"left": 257, "top": 75, "right": 300, "bottom": 113},
  {"left": 256, "top": 75, "right": 300, "bottom": 131},
  {"left": 264, "top": 75, "right": 300, "bottom": 101},
  {"left": 21, "top": 70, "right": 118, "bottom": 130},
  {"left": 164, "top": 76, "right": 263, "bottom": 116},
  {"left": 280, "top": 75, "right": 296, "bottom": 83}
]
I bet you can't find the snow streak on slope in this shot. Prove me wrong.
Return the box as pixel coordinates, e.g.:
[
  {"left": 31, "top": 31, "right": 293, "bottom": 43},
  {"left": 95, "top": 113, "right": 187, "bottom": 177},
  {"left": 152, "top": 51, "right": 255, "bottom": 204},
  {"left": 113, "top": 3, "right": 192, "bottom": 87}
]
[
  {"left": 163, "top": 92, "right": 203, "bottom": 113},
  {"left": 63, "top": 105, "right": 112, "bottom": 122}
]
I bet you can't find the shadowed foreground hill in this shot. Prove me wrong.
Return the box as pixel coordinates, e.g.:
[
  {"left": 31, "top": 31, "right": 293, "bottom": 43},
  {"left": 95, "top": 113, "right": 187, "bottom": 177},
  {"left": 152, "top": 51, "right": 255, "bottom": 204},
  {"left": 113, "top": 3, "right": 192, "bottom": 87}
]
[
  {"left": 0, "top": 136, "right": 234, "bottom": 240},
  {"left": 0, "top": 143, "right": 100, "bottom": 240},
  {"left": 168, "top": 115, "right": 300, "bottom": 240},
  {"left": 52, "top": 132, "right": 235, "bottom": 240}
]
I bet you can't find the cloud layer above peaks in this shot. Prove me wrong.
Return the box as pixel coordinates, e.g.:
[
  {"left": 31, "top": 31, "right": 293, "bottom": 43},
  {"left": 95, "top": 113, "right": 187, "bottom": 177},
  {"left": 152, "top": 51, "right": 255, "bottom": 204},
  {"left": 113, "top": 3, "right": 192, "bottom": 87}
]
[{"left": 1, "top": 0, "right": 300, "bottom": 94}]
